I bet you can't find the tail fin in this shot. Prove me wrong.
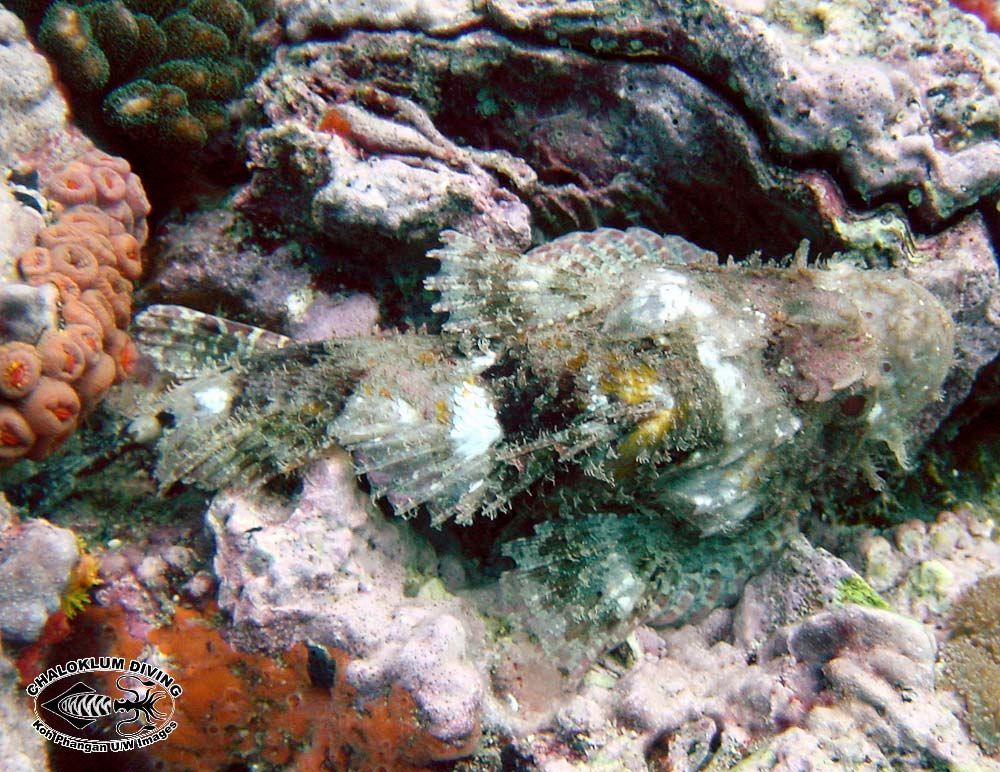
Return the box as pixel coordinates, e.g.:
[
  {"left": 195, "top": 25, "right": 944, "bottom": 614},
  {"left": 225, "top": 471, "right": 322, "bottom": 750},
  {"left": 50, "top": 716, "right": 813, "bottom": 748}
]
[{"left": 500, "top": 512, "right": 797, "bottom": 676}]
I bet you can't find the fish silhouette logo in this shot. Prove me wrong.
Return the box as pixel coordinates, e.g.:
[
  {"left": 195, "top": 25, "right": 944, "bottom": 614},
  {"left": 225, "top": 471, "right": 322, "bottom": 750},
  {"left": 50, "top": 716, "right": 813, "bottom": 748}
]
[{"left": 26, "top": 657, "right": 181, "bottom": 752}]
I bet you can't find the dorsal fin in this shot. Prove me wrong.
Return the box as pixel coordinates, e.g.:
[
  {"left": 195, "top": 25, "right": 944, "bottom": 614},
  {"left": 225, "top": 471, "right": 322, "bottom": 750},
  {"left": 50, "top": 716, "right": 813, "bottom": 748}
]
[
  {"left": 426, "top": 228, "right": 716, "bottom": 338},
  {"left": 134, "top": 304, "right": 291, "bottom": 379}
]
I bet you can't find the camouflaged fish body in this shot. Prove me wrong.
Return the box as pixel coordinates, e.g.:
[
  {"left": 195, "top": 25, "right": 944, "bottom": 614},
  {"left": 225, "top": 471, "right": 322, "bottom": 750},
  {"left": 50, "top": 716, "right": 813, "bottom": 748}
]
[{"left": 137, "top": 228, "right": 953, "bottom": 670}]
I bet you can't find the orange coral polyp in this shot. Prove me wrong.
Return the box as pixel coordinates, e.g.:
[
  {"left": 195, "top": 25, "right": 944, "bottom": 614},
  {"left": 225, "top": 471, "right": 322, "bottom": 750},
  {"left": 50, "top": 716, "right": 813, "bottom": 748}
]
[
  {"left": 47, "top": 161, "right": 97, "bottom": 206},
  {"left": 111, "top": 233, "right": 142, "bottom": 280},
  {"left": 16, "top": 247, "right": 53, "bottom": 279},
  {"left": 107, "top": 331, "right": 139, "bottom": 381},
  {"left": 107, "top": 292, "right": 132, "bottom": 329},
  {"left": 81, "top": 150, "right": 131, "bottom": 175},
  {"left": 103, "top": 200, "right": 135, "bottom": 232},
  {"left": 38, "top": 330, "right": 87, "bottom": 382},
  {"left": 125, "top": 173, "right": 151, "bottom": 217},
  {"left": 77, "top": 233, "right": 120, "bottom": 268},
  {"left": 0, "top": 150, "right": 148, "bottom": 466},
  {"left": 61, "top": 299, "right": 104, "bottom": 342},
  {"left": 91, "top": 166, "right": 128, "bottom": 204},
  {"left": 90, "top": 274, "right": 115, "bottom": 306},
  {"left": 0, "top": 342, "right": 43, "bottom": 399},
  {"left": 80, "top": 289, "right": 117, "bottom": 338},
  {"left": 50, "top": 242, "right": 100, "bottom": 287},
  {"left": 18, "top": 376, "right": 81, "bottom": 437},
  {"left": 39, "top": 222, "right": 89, "bottom": 248},
  {"left": 58, "top": 206, "right": 124, "bottom": 236},
  {"left": 74, "top": 351, "right": 116, "bottom": 406},
  {"left": 99, "top": 265, "right": 131, "bottom": 297},
  {"left": 0, "top": 406, "right": 35, "bottom": 460},
  {"left": 65, "top": 324, "right": 103, "bottom": 366},
  {"left": 27, "top": 272, "right": 81, "bottom": 300}
]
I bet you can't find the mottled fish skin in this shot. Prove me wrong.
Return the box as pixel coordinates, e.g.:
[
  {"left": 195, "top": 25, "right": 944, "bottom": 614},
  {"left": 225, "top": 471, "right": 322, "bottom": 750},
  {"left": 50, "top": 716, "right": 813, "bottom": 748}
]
[{"left": 135, "top": 227, "right": 954, "bottom": 671}]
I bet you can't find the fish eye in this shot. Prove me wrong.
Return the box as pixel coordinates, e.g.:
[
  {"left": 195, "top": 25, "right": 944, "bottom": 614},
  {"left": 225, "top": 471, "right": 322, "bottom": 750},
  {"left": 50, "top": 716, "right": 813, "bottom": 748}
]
[{"left": 840, "top": 394, "right": 867, "bottom": 417}]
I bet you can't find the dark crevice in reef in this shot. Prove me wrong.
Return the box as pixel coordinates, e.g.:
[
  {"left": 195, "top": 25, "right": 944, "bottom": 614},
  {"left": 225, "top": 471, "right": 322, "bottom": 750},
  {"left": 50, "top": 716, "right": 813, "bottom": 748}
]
[
  {"left": 255, "top": 18, "right": 982, "bottom": 257},
  {"left": 333, "top": 10, "right": 984, "bottom": 249},
  {"left": 977, "top": 192, "right": 1000, "bottom": 267},
  {"left": 298, "top": 28, "right": 822, "bottom": 258},
  {"left": 491, "top": 27, "right": 970, "bottom": 244}
]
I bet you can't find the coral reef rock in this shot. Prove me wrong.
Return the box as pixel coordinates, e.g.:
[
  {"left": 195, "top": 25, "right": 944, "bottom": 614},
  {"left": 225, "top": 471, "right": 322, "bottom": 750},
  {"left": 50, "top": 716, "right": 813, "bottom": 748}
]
[
  {"left": 248, "top": 0, "right": 1000, "bottom": 246},
  {"left": 0, "top": 500, "right": 81, "bottom": 644},
  {"left": 236, "top": 0, "right": 1000, "bottom": 422},
  {"left": 0, "top": 646, "right": 46, "bottom": 772},
  {"left": 0, "top": 9, "right": 67, "bottom": 161},
  {"left": 6, "top": 0, "right": 1000, "bottom": 768},
  {"left": 242, "top": 66, "right": 534, "bottom": 250},
  {"left": 207, "top": 452, "right": 486, "bottom": 757},
  {"left": 146, "top": 207, "right": 380, "bottom": 335},
  {"left": 612, "top": 560, "right": 994, "bottom": 770}
]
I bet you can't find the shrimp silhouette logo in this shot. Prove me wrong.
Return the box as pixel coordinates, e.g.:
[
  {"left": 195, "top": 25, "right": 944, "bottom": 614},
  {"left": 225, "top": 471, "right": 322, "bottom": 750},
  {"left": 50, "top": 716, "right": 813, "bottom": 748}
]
[{"left": 26, "top": 658, "right": 181, "bottom": 753}]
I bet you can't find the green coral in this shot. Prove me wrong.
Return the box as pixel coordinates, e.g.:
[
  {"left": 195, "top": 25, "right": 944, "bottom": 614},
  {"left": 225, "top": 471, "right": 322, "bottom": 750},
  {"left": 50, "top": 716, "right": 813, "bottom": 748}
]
[
  {"left": 103, "top": 79, "right": 209, "bottom": 151},
  {"left": 19, "top": 0, "right": 273, "bottom": 155},
  {"left": 942, "top": 574, "right": 1000, "bottom": 754},
  {"left": 37, "top": 4, "right": 110, "bottom": 95},
  {"left": 834, "top": 575, "right": 890, "bottom": 610},
  {"left": 160, "top": 11, "right": 230, "bottom": 60},
  {"left": 188, "top": 0, "right": 250, "bottom": 41}
]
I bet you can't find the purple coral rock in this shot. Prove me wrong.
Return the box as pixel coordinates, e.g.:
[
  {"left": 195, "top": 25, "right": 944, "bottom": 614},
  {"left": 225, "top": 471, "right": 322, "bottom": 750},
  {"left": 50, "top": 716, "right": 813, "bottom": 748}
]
[
  {"left": 149, "top": 209, "right": 327, "bottom": 330},
  {"left": 785, "top": 606, "right": 935, "bottom": 670},
  {"left": 733, "top": 534, "right": 860, "bottom": 655},
  {"left": 243, "top": 57, "right": 533, "bottom": 250},
  {"left": 0, "top": 648, "right": 46, "bottom": 771},
  {"left": 0, "top": 505, "right": 80, "bottom": 644},
  {"left": 0, "top": 10, "right": 67, "bottom": 163},
  {"left": 286, "top": 290, "right": 378, "bottom": 341},
  {"left": 207, "top": 452, "right": 487, "bottom": 748}
]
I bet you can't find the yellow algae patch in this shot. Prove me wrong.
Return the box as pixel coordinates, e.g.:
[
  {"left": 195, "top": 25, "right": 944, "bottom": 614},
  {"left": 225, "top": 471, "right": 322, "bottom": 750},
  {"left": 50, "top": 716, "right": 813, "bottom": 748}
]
[
  {"left": 617, "top": 407, "right": 679, "bottom": 468},
  {"left": 599, "top": 362, "right": 661, "bottom": 406}
]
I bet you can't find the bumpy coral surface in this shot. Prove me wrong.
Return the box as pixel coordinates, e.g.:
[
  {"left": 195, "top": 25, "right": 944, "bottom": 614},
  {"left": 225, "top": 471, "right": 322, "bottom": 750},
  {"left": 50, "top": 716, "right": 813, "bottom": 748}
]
[
  {"left": 10, "top": 0, "right": 269, "bottom": 155},
  {"left": 0, "top": 149, "right": 148, "bottom": 462},
  {"left": 0, "top": 498, "right": 82, "bottom": 645},
  {"left": 0, "top": 645, "right": 45, "bottom": 772},
  {"left": 942, "top": 574, "right": 1000, "bottom": 753},
  {"left": 205, "top": 454, "right": 485, "bottom": 757}
]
